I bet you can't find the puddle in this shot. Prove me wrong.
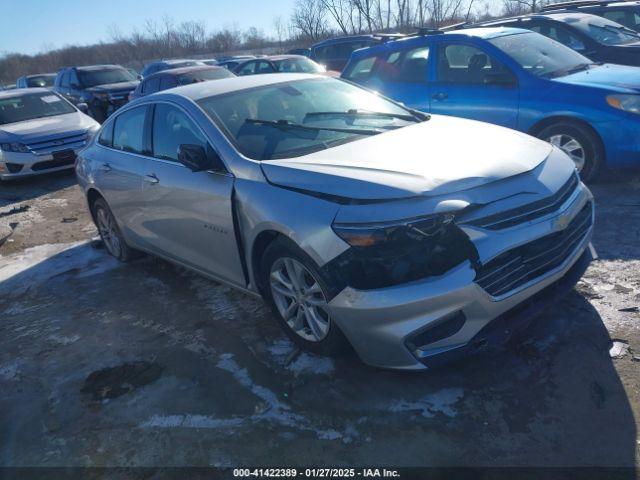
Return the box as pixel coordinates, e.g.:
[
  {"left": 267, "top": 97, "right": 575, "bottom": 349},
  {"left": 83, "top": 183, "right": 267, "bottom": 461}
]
[{"left": 81, "top": 361, "right": 163, "bottom": 400}]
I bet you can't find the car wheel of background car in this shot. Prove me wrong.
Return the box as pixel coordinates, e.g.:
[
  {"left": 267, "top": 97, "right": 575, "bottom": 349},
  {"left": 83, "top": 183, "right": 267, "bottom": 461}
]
[
  {"left": 260, "top": 238, "right": 350, "bottom": 356},
  {"left": 92, "top": 198, "right": 135, "bottom": 262},
  {"left": 537, "top": 121, "right": 602, "bottom": 182}
]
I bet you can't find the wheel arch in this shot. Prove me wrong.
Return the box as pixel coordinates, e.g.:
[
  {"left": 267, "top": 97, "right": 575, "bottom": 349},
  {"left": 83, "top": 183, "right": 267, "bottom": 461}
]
[
  {"left": 86, "top": 187, "right": 104, "bottom": 222},
  {"left": 528, "top": 115, "right": 606, "bottom": 164},
  {"left": 250, "top": 229, "right": 286, "bottom": 296}
]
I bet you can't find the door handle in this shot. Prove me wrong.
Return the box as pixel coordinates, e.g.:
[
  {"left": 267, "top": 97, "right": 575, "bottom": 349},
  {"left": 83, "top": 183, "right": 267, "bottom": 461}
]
[
  {"left": 144, "top": 173, "right": 159, "bottom": 184},
  {"left": 432, "top": 92, "right": 448, "bottom": 101},
  {"left": 100, "top": 162, "right": 112, "bottom": 172}
]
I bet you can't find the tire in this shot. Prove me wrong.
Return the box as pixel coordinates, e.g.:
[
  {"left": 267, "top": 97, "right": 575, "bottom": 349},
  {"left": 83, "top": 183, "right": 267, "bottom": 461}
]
[
  {"left": 260, "top": 238, "right": 350, "bottom": 356},
  {"left": 537, "top": 121, "right": 603, "bottom": 182},
  {"left": 92, "top": 197, "right": 135, "bottom": 262}
]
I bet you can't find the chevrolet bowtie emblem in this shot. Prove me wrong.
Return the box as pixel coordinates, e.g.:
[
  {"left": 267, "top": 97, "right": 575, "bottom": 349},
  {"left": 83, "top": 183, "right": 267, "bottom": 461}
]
[{"left": 555, "top": 213, "right": 571, "bottom": 230}]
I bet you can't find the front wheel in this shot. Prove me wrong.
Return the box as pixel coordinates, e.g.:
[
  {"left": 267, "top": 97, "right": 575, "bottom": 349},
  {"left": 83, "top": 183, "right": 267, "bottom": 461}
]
[
  {"left": 537, "top": 121, "right": 603, "bottom": 182},
  {"left": 260, "top": 239, "right": 350, "bottom": 356}
]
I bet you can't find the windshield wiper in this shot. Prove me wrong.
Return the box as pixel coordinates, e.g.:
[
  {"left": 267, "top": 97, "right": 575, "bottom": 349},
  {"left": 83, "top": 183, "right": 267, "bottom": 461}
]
[
  {"left": 244, "top": 118, "right": 382, "bottom": 135},
  {"left": 546, "top": 62, "right": 593, "bottom": 78},
  {"left": 304, "top": 108, "right": 426, "bottom": 122}
]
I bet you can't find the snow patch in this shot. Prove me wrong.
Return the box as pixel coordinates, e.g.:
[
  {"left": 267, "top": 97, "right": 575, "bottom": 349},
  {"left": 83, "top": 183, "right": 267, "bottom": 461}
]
[
  {"left": 389, "top": 388, "right": 464, "bottom": 418},
  {"left": 0, "top": 241, "right": 120, "bottom": 297},
  {"left": 267, "top": 338, "right": 334, "bottom": 376}
]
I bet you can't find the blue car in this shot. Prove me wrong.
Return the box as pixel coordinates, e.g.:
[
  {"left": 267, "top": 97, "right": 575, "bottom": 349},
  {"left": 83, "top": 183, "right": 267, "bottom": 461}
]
[{"left": 342, "top": 27, "right": 640, "bottom": 180}]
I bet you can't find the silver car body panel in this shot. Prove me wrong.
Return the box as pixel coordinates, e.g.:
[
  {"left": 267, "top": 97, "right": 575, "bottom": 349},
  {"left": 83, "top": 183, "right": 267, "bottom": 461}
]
[{"left": 76, "top": 75, "right": 594, "bottom": 369}]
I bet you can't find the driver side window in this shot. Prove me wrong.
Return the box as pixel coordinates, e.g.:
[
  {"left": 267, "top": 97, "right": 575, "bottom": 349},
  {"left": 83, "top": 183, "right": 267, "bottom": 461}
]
[
  {"left": 152, "top": 104, "right": 208, "bottom": 162},
  {"left": 436, "top": 43, "right": 514, "bottom": 85}
]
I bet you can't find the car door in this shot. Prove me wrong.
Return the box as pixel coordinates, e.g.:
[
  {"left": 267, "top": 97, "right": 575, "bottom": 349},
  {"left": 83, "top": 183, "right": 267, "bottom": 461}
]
[
  {"left": 93, "top": 105, "right": 151, "bottom": 245},
  {"left": 66, "top": 69, "right": 83, "bottom": 105},
  {"left": 139, "top": 102, "right": 245, "bottom": 286},
  {"left": 429, "top": 40, "right": 519, "bottom": 128}
]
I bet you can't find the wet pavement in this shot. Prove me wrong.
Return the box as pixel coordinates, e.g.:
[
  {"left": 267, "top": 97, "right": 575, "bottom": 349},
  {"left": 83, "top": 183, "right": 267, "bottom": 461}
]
[{"left": 0, "top": 170, "right": 639, "bottom": 468}]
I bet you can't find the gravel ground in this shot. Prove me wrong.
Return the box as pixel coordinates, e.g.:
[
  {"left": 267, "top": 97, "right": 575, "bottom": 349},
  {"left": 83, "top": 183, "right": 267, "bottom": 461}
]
[{"left": 0, "top": 169, "right": 639, "bottom": 469}]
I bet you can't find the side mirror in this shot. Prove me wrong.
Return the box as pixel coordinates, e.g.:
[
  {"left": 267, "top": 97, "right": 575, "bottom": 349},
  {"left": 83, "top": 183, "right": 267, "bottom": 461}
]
[
  {"left": 484, "top": 72, "right": 516, "bottom": 87},
  {"left": 76, "top": 102, "right": 89, "bottom": 114},
  {"left": 137, "top": 74, "right": 143, "bottom": 80},
  {"left": 178, "top": 144, "right": 214, "bottom": 172}
]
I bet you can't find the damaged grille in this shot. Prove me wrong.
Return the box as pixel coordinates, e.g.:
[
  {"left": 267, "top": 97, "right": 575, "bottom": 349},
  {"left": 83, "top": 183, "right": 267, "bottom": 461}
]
[
  {"left": 464, "top": 173, "right": 579, "bottom": 230},
  {"left": 475, "top": 201, "right": 593, "bottom": 298}
]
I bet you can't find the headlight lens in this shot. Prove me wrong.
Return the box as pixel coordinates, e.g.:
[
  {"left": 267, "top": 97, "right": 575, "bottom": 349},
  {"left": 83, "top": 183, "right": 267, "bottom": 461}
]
[
  {"left": 332, "top": 213, "right": 455, "bottom": 247},
  {"left": 0, "top": 142, "right": 30, "bottom": 153},
  {"left": 606, "top": 94, "right": 640, "bottom": 114}
]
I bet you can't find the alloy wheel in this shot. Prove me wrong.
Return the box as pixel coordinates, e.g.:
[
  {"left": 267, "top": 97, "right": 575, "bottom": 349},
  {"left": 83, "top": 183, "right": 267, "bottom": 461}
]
[
  {"left": 269, "top": 257, "right": 331, "bottom": 342},
  {"left": 547, "top": 134, "right": 586, "bottom": 172},
  {"left": 96, "top": 207, "right": 122, "bottom": 258}
]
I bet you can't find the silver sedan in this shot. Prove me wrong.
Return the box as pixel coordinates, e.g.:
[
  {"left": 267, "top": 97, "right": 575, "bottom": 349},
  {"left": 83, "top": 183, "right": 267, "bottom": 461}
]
[
  {"left": 0, "top": 88, "right": 99, "bottom": 180},
  {"left": 76, "top": 74, "right": 595, "bottom": 370}
]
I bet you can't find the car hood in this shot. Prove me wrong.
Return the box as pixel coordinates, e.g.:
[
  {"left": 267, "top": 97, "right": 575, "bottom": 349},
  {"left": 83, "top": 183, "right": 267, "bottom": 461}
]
[
  {"left": 261, "top": 115, "right": 553, "bottom": 200},
  {"left": 87, "top": 80, "right": 139, "bottom": 93},
  {"left": 554, "top": 63, "right": 640, "bottom": 92},
  {"left": 0, "top": 112, "right": 97, "bottom": 143}
]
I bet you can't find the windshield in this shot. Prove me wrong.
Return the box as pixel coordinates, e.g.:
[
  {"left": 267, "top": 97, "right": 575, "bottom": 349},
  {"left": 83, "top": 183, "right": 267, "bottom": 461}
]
[
  {"left": 197, "top": 78, "right": 419, "bottom": 160},
  {"left": 0, "top": 91, "right": 76, "bottom": 125},
  {"left": 489, "top": 32, "right": 593, "bottom": 78},
  {"left": 26, "top": 75, "right": 55, "bottom": 87},
  {"left": 567, "top": 16, "right": 640, "bottom": 45},
  {"left": 273, "top": 57, "right": 325, "bottom": 73},
  {"left": 77, "top": 67, "right": 136, "bottom": 87},
  {"left": 178, "top": 69, "right": 235, "bottom": 85}
]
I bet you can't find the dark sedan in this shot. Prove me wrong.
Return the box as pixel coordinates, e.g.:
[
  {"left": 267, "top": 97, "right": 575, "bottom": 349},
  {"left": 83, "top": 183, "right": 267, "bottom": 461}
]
[
  {"left": 129, "top": 65, "right": 235, "bottom": 101},
  {"left": 461, "top": 12, "right": 640, "bottom": 66},
  {"left": 230, "top": 55, "right": 332, "bottom": 76}
]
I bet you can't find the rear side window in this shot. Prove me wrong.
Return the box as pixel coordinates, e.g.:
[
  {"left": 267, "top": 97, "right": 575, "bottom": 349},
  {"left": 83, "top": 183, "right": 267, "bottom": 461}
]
[
  {"left": 142, "top": 77, "right": 161, "bottom": 94},
  {"left": 379, "top": 47, "right": 429, "bottom": 83},
  {"left": 344, "top": 56, "right": 377, "bottom": 83},
  {"left": 113, "top": 106, "right": 148, "bottom": 154},
  {"left": 160, "top": 77, "right": 178, "bottom": 90},
  {"left": 98, "top": 120, "right": 114, "bottom": 147},
  {"left": 237, "top": 62, "right": 257, "bottom": 75},
  {"left": 152, "top": 103, "right": 208, "bottom": 161}
]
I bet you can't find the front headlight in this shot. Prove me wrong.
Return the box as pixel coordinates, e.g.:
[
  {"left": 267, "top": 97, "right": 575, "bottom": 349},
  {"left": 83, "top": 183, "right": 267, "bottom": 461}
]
[
  {"left": 606, "top": 94, "right": 640, "bottom": 114},
  {"left": 332, "top": 213, "right": 455, "bottom": 247},
  {"left": 326, "top": 213, "right": 479, "bottom": 291},
  {"left": 0, "top": 143, "right": 30, "bottom": 153}
]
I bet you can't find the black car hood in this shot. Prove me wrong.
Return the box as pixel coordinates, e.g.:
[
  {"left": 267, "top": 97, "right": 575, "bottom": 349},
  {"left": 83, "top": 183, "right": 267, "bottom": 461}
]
[{"left": 87, "top": 81, "right": 139, "bottom": 93}]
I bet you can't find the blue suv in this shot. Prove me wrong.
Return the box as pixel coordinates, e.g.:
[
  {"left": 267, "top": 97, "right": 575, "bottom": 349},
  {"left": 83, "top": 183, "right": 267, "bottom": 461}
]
[{"left": 342, "top": 27, "right": 640, "bottom": 180}]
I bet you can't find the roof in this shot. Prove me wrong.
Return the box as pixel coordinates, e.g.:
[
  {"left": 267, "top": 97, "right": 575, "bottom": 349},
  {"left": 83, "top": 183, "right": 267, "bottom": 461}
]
[
  {"left": 0, "top": 87, "right": 50, "bottom": 99},
  {"left": 165, "top": 73, "right": 320, "bottom": 100},
  {"left": 25, "top": 73, "right": 55, "bottom": 78},
  {"left": 311, "top": 34, "right": 403, "bottom": 48},
  {"left": 266, "top": 55, "right": 308, "bottom": 61},
  {"left": 144, "top": 65, "right": 227, "bottom": 79},
  {"left": 76, "top": 64, "right": 123, "bottom": 71}
]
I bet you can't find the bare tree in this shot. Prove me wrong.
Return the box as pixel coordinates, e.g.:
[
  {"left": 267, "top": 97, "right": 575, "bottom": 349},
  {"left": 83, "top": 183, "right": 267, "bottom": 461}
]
[
  {"left": 291, "top": 0, "right": 329, "bottom": 40},
  {"left": 502, "top": 0, "right": 547, "bottom": 14}
]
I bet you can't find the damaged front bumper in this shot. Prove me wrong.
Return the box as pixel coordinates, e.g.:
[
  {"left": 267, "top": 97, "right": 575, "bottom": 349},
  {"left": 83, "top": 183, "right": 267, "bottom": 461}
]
[{"left": 328, "top": 181, "right": 595, "bottom": 370}]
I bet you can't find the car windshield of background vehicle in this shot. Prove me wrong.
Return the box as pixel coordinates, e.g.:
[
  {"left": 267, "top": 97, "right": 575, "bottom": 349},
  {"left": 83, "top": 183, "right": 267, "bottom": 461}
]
[
  {"left": 489, "top": 32, "right": 594, "bottom": 78},
  {"left": 0, "top": 92, "right": 76, "bottom": 125},
  {"left": 273, "top": 58, "right": 325, "bottom": 73},
  {"left": 570, "top": 17, "right": 640, "bottom": 45},
  {"left": 178, "top": 69, "right": 235, "bottom": 85},
  {"left": 77, "top": 68, "right": 136, "bottom": 87},
  {"left": 197, "top": 78, "right": 418, "bottom": 160},
  {"left": 26, "top": 75, "right": 55, "bottom": 87}
]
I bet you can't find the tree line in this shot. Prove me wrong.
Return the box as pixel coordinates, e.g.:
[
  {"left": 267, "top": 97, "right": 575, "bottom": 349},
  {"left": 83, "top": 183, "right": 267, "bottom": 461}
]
[{"left": 0, "top": 0, "right": 549, "bottom": 85}]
